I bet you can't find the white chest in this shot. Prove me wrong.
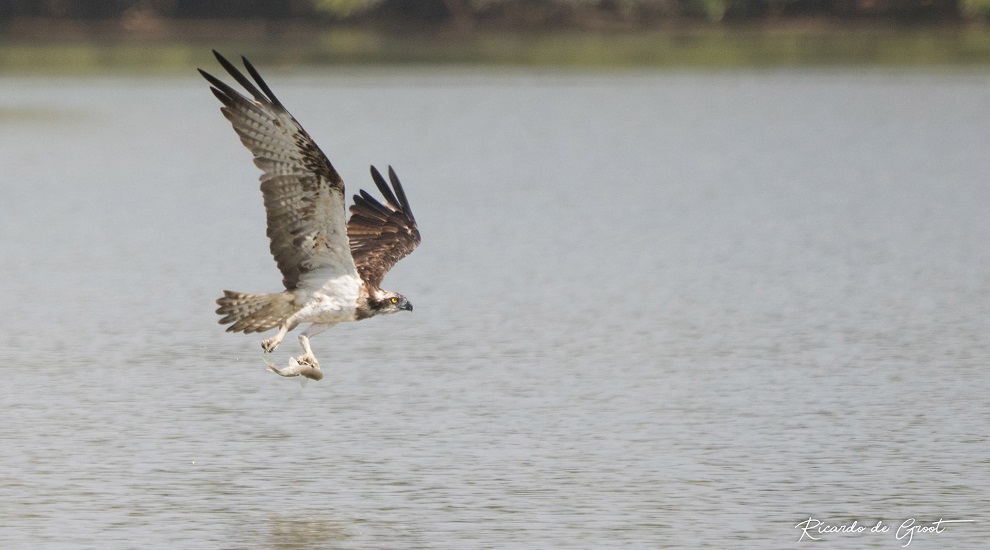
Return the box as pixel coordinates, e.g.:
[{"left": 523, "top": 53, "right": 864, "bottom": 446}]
[{"left": 294, "top": 272, "right": 363, "bottom": 324}]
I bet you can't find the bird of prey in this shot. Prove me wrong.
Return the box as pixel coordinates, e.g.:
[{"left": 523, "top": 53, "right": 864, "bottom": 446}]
[{"left": 199, "top": 51, "right": 421, "bottom": 381}]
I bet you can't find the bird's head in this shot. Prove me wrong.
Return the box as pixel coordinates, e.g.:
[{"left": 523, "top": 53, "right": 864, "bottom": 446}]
[{"left": 374, "top": 291, "right": 413, "bottom": 315}]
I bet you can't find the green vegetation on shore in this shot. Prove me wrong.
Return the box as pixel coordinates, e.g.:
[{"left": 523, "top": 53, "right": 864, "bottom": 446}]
[{"left": 3, "top": 26, "right": 990, "bottom": 73}]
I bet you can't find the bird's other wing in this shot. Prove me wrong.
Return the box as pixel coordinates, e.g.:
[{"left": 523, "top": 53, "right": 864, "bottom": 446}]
[
  {"left": 199, "top": 50, "right": 356, "bottom": 290},
  {"left": 347, "top": 166, "right": 422, "bottom": 290}
]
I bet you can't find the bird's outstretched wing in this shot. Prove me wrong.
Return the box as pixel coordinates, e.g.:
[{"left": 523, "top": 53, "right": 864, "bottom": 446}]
[
  {"left": 199, "top": 50, "right": 356, "bottom": 290},
  {"left": 347, "top": 166, "right": 421, "bottom": 290}
]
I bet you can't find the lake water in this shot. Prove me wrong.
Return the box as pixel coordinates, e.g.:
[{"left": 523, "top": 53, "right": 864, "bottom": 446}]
[{"left": 1, "top": 68, "right": 989, "bottom": 549}]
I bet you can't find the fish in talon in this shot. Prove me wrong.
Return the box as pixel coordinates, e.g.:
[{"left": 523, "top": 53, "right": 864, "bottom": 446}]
[{"left": 265, "top": 357, "right": 324, "bottom": 381}]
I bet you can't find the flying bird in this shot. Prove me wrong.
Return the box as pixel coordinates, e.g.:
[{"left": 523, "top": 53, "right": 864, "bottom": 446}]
[{"left": 200, "top": 51, "right": 421, "bottom": 381}]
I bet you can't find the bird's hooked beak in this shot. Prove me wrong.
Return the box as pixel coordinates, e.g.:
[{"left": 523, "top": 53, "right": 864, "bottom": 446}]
[{"left": 402, "top": 302, "right": 413, "bottom": 312}]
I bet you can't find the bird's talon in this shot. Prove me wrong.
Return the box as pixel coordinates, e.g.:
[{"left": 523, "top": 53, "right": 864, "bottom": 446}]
[{"left": 261, "top": 338, "right": 279, "bottom": 353}]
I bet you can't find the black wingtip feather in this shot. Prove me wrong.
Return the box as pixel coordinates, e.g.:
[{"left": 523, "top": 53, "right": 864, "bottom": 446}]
[
  {"left": 242, "top": 56, "right": 283, "bottom": 108},
  {"left": 387, "top": 166, "right": 413, "bottom": 214},
  {"left": 198, "top": 69, "right": 227, "bottom": 93},
  {"left": 356, "top": 190, "right": 393, "bottom": 217},
  {"left": 208, "top": 87, "right": 232, "bottom": 107},
  {"left": 211, "top": 50, "right": 268, "bottom": 105},
  {"left": 198, "top": 70, "right": 244, "bottom": 111},
  {"left": 370, "top": 165, "right": 399, "bottom": 207}
]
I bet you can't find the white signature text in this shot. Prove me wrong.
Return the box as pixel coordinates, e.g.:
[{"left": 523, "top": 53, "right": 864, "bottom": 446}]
[{"left": 795, "top": 517, "right": 974, "bottom": 547}]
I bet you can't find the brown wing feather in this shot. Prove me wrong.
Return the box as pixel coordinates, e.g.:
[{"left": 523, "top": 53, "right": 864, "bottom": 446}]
[
  {"left": 200, "top": 50, "right": 355, "bottom": 290},
  {"left": 347, "top": 166, "right": 421, "bottom": 290}
]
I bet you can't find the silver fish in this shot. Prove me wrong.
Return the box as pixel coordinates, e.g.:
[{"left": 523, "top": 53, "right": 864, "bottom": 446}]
[{"left": 264, "top": 356, "right": 324, "bottom": 381}]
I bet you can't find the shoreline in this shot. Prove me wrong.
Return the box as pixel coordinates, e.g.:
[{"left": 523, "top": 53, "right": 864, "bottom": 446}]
[{"left": 2, "top": 20, "right": 990, "bottom": 73}]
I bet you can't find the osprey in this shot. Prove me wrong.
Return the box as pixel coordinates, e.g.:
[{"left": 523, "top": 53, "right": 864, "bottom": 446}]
[{"left": 200, "top": 51, "right": 421, "bottom": 381}]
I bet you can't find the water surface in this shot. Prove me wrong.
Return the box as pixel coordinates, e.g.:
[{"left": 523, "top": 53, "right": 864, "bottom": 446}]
[{"left": 0, "top": 69, "right": 988, "bottom": 548}]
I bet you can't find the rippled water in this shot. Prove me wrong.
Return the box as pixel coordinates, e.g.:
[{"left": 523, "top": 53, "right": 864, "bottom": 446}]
[{"left": 1, "top": 68, "right": 989, "bottom": 548}]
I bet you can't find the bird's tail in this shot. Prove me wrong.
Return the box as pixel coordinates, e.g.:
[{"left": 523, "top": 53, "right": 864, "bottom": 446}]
[{"left": 215, "top": 290, "right": 295, "bottom": 333}]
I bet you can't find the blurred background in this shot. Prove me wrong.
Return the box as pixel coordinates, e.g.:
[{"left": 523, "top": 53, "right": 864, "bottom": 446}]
[{"left": 1, "top": 0, "right": 990, "bottom": 70}]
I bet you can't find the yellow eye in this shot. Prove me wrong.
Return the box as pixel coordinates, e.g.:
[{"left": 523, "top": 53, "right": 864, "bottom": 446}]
[{"left": 390, "top": 297, "right": 398, "bottom": 304}]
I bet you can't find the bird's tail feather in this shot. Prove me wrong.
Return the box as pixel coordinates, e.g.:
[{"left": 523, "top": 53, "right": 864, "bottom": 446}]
[{"left": 215, "top": 290, "right": 294, "bottom": 333}]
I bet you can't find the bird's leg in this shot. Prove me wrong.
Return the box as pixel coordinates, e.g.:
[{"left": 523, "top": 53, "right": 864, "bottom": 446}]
[
  {"left": 261, "top": 324, "right": 290, "bottom": 353},
  {"left": 295, "top": 323, "right": 333, "bottom": 369}
]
